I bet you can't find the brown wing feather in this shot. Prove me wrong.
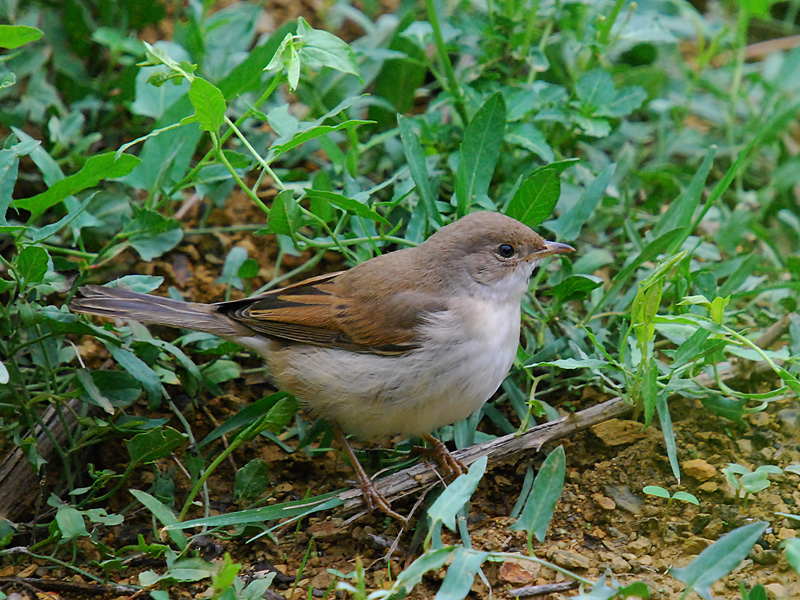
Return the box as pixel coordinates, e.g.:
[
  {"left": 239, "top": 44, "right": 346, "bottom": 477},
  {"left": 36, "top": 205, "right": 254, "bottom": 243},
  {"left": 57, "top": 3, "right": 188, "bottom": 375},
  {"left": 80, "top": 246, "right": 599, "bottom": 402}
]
[{"left": 213, "top": 270, "right": 447, "bottom": 354}]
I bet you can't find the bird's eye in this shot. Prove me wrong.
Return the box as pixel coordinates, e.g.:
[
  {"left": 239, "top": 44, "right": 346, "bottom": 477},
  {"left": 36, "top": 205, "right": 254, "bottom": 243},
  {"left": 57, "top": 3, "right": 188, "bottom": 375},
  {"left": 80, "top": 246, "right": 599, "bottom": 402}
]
[{"left": 497, "top": 244, "right": 515, "bottom": 258}]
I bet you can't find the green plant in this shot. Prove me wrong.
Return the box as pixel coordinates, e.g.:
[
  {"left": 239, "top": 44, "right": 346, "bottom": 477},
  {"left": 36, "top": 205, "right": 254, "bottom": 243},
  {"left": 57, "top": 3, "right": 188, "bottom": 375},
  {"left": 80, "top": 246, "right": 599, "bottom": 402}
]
[
  {"left": 722, "top": 463, "right": 784, "bottom": 507},
  {"left": 643, "top": 485, "right": 700, "bottom": 538}
]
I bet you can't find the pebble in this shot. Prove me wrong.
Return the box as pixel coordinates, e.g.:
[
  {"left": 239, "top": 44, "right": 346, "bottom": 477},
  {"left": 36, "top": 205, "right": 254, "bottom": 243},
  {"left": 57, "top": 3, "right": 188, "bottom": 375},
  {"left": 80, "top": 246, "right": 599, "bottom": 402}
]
[
  {"left": 610, "top": 556, "right": 631, "bottom": 573},
  {"left": 682, "top": 458, "right": 716, "bottom": 481},
  {"left": 748, "top": 412, "right": 770, "bottom": 427},
  {"left": 592, "top": 493, "right": 616, "bottom": 510},
  {"left": 550, "top": 550, "right": 591, "bottom": 569},
  {"left": 778, "top": 527, "right": 797, "bottom": 540},
  {"left": 698, "top": 481, "right": 718, "bottom": 493},
  {"left": 764, "top": 583, "right": 786, "bottom": 599},
  {"left": 498, "top": 558, "right": 540, "bottom": 583}
]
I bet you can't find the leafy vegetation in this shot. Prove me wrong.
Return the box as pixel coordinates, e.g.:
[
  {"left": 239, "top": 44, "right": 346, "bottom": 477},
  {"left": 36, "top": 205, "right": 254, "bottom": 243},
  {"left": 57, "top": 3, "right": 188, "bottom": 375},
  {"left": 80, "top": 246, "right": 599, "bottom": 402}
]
[{"left": 1, "top": 0, "right": 800, "bottom": 597}]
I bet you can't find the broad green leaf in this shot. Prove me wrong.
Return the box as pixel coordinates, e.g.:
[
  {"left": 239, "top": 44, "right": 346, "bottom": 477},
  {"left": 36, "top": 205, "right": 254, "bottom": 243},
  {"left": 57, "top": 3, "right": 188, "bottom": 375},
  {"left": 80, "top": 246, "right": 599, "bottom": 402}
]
[
  {"left": 55, "top": 505, "right": 88, "bottom": 541},
  {"left": 103, "top": 344, "right": 164, "bottom": 404},
  {"left": 0, "top": 362, "right": 8, "bottom": 385},
  {"left": 14, "top": 152, "right": 140, "bottom": 216},
  {"left": 126, "top": 426, "right": 187, "bottom": 467},
  {"left": 0, "top": 24, "right": 43, "bottom": 49},
  {"left": 188, "top": 77, "right": 226, "bottom": 133},
  {"left": 510, "top": 446, "right": 566, "bottom": 542},
  {"left": 398, "top": 115, "right": 442, "bottom": 226},
  {"left": 234, "top": 460, "right": 271, "bottom": 504},
  {"left": 670, "top": 521, "right": 768, "bottom": 600},
  {"left": 16, "top": 245, "right": 49, "bottom": 287},
  {"left": 386, "top": 547, "right": 455, "bottom": 599},
  {"left": 297, "top": 17, "right": 360, "bottom": 80},
  {"left": 428, "top": 456, "right": 487, "bottom": 532},
  {"left": 783, "top": 538, "right": 800, "bottom": 573},
  {"left": 76, "top": 368, "right": 114, "bottom": 414},
  {"left": 547, "top": 275, "right": 603, "bottom": 303},
  {"left": 217, "top": 246, "right": 249, "bottom": 289},
  {"left": 436, "top": 547, "right": 488, "bottom": 600},
  {"left": 506, "top": 168, "right": 561, "bottom": 227},
  {"left": 672, "top": 492, "right": 699, "bottom": 505},
  {"left": 455, "top": 93, "right": 506, "bottom": 215},
  {"left": 643, "top": 486, "right": 670, "bottom": 499}
]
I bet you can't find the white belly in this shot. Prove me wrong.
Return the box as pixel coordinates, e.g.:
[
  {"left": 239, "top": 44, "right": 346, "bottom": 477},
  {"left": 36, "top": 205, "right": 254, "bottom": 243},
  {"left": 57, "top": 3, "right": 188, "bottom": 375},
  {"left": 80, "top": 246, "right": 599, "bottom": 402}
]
[{"left": 267, "top": 298, "right": 521, "bottom": 439}]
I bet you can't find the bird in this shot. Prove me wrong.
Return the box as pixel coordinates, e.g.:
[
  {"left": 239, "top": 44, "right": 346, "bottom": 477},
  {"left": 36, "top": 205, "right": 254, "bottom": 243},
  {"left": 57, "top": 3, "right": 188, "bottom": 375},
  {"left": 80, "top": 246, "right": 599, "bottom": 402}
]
[{"left": 70, "top": 211, "right": 574, "bottom": 522}]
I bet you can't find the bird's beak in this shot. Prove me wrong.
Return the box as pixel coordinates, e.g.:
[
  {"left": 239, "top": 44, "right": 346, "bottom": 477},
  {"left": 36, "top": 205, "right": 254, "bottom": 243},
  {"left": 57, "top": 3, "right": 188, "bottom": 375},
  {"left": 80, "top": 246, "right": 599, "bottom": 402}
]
[{"left": 527, "top": 240, "right": 575, "bottom": 261}]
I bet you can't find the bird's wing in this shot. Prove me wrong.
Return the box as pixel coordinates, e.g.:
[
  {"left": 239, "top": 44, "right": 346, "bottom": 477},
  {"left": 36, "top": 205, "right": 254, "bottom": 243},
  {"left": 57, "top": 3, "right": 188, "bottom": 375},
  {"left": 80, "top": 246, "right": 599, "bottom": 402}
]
[{"left": 214, "top": 271, "right": 447, "bottom": 355}]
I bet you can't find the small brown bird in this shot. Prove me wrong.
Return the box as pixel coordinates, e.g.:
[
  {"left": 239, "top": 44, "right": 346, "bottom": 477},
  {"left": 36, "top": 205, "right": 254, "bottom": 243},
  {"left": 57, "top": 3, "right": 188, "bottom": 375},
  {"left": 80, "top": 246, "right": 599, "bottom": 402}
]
[{"left": 70, "top": 211, "right": 574, "bottom": 522}]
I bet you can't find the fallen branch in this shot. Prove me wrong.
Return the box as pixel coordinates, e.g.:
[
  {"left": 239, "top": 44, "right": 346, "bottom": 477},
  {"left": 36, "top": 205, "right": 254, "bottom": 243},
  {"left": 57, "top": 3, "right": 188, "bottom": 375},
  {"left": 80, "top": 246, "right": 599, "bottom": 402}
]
[{"left": 336, "top": 354, "right": 781, "bottom": 513}]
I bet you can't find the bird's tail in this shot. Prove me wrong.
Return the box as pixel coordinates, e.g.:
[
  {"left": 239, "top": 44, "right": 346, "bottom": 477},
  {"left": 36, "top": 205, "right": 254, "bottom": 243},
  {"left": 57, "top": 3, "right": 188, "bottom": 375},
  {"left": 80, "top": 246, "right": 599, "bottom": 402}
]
[{"left": 69, "top": 285, "right": 246, "bottom": 337}]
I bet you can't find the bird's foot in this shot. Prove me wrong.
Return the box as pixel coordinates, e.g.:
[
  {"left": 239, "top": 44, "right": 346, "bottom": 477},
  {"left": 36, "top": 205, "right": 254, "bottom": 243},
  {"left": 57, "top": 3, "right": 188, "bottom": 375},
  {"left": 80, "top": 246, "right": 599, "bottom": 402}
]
[{"left": 420, "top": 433, "right": 467, "bottom": 476}]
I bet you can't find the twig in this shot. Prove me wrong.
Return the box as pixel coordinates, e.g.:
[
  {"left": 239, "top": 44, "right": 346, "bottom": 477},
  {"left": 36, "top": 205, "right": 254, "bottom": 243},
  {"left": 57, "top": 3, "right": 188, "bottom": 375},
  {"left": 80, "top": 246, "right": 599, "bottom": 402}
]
[
  {"left": 510, "top": 580, "right": 579, "bottom": 597},
  {"left": 0, "top": 576, "right": 139, "bottom": 596}
]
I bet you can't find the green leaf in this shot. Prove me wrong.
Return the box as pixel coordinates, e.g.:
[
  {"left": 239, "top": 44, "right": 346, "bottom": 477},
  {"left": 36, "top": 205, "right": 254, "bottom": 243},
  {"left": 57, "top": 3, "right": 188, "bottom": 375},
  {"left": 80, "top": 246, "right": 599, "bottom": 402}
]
[
  {"left": 653, "top": 146, "right": 716, "bottom": 238},
  {"left": 270, "top": 119, "right": 372, "bottom": 159},
  {"left": 547, "top": 274, "right": 603, "bottom": 303},
  {"left": 428, "top": 456, "right": 487, "bottom": 532},
  {"left": 188, "top": 77, "right": 226, "bottom": 133},
  {"left": 782, "top": 538, "right": 800, "bottom": 573},
  {"left": 103, "top": 343, "right": 164, "bottom": 403},
  {"left": 436, "top": 547, "right": 488, "bottom": 600},
  {"left": 510, "top": 446, "right": 565, "bottom": 542},
  {"left": 0, "top": 24, "right": 43, "bottom": 49},
  {"left": 76, "top": 368, "right": 115, "bottom": 414},
  {"left": 304, "top": 190, "right": 389, "bottom": 225},
  {"left": 297, "top": 17, "right": 360, "bottom": 80},
  {"left": 55, "top": 505, "right": 88, "bottom": 541},
  {"left": 670, "top": 521, "right": 768, "bottom": 600},
  {"left": 198, "top": 392, "right": 290, "bottom": 448},
  {"left": 386, "top": 548, "right": 455, "bottom": 599},
  {"left": 217, "top": 246, "right": 249, "bottom": 290},
  {"left": 506, "top": 168, "right": 561, "bottom": 227},
  {"left": 672, "top": 492, "right": 699, "bottom": 505},
  {"left": 545, "top": 163, "right": 614, "bottom": 240},
  {"left": 525, "top": 357, "right": 608, "bottom": 370},
  {"left": 126, "top": 426, "right": 187, "bottom": 467},
  {"left": 455, "top": 92, "right": 506, "bottom": 215},
  {"left": 234, "top": 459, "right": 271, "bottom": 504},
  {"left": 643, "top": 486, "right": 670, "bottom": 499},
  {"left": 16, "top": 245, "right": 49, "bottom": 288},
  {"left": 13, "top": 152, "right": 140, "bottom": 216},
  {"left": 398, "top": 115, "right": 442, "bottom": 226},
  {"left": 656, "top": 391, "right": 680, "bottom": 482}
]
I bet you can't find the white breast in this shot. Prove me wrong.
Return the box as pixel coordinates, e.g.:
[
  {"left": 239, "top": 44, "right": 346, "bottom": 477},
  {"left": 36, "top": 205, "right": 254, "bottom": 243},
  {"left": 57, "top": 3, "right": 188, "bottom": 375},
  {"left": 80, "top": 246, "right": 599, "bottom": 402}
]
[{"left": 268, "top": 297, "right": 522, "bottom": 440}]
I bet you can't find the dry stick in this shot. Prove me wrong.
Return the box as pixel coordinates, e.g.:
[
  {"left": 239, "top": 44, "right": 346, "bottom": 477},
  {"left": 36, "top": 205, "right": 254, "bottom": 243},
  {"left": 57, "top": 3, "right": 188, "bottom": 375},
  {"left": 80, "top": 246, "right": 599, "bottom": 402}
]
[
  {"left": 510, "top": 581, "right": 580, "bottom": 597},
  {"left": 0, "top": 577, "right": 139, "bottom": 596},
  {"left": 332, "top": 348, "right": 783, "bottom": 515}
]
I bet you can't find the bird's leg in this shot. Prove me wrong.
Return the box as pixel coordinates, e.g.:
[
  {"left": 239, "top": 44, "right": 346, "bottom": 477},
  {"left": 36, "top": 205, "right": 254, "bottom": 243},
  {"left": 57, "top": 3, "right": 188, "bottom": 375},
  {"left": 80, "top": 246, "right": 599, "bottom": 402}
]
[
  {"left": 332, "top": 425, "right": 408, "bottom": 525},
  {"left": 420, "top": 433, "right": 467, "bottom": 476}
]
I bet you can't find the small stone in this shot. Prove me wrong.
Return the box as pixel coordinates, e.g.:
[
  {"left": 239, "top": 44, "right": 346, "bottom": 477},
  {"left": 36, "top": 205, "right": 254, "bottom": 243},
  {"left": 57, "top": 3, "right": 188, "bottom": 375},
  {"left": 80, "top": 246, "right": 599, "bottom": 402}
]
[
  {"left": 682, "top": 458, "right": 716, "bottom": 481},
  {"left": 610, "top": 556, "right": 631, "bottom": 573},
  {"left": 591, "top": 419, "right": 645, "bottom": 446},
  {"left": 498, "top": 558, "right": 540, "bottom": 583},
  {"left": 626, "top": 537, "right": 652, "bottom": 555},
  {"left": 777, "top": 408, "right": 799, "bottom": 429},
  {"left": 748, "top": 412, "right": 770, "bottom": 427},
  {"left": 764, "top": 583, "right": 786, "bottom": 600},
  {"left": 637, "top": 555, "right": 653, "bottom": 566},
  {"left": 682, "top": 536, "right": 712, "bottom": 554},
  {"left": 698, "top": 481, "right": 718, "bottom": 493},
  {"left": 592, "top": 493, "right": 616, "bottom": 511},
  {"left": 737, "top": 439, "right": 753, "bottom": 454},
  {"left": 550, "top": 550, "right": 591, "bottom": 570},
  {"left": 778, "top": 527, "right": 797, "bottom": 540},
  {"left": 310, "top": 571, "right": 334, "bottom": 590},
  {"left": 703, "top": 519, "right": 724, "bottom": 538}
]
